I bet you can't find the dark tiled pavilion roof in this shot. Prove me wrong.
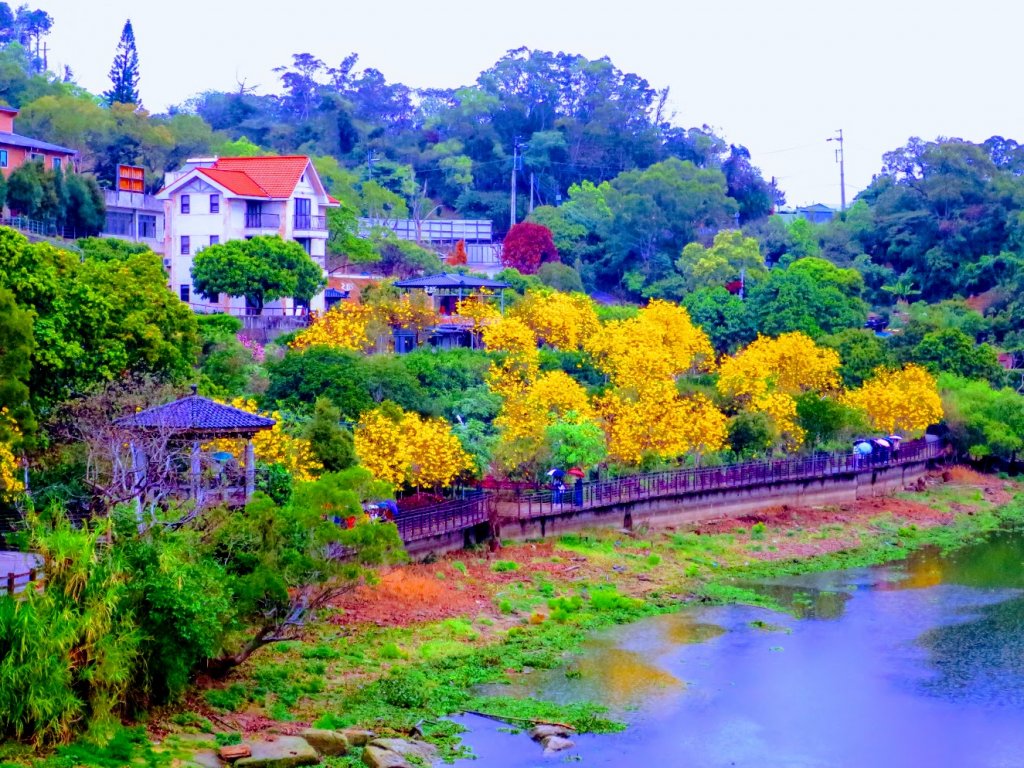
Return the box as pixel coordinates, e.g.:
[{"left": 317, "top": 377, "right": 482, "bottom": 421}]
[
  {"left": 393, "top": 273, "right": 509, "bottom": 290},
  {"left": 116, "top": 391, "right": 276, "bottom": 436}
]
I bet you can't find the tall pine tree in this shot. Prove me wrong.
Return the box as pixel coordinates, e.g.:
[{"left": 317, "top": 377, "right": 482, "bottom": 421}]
[{"left": 104, "top": 19, "right": 140, "bottom": 107}]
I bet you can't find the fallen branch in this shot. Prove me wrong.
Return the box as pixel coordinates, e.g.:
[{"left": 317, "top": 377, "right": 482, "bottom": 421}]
[{"left": 461, "top": 710, "right": 573, "bottom": 730}]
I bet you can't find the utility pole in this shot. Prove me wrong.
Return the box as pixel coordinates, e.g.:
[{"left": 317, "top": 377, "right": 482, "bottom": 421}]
[
  {"left": 510, "top": 137, "right": 521, "bottom": 229},
  {"left": 828, "top": 129, "right": 846, "bottom": 212},
  {"left": 529, "top": 172, "right": 535, "bottom": 214}
]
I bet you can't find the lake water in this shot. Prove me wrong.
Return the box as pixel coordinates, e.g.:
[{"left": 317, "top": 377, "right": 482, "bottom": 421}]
[{"left": 454, "top": 529, "right": 1024, "bottom": 767}]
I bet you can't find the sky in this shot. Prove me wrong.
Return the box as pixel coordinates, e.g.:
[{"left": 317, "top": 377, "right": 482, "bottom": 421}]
[{"left": 34, "top": 0, "right": 1024, "bottom": 208}]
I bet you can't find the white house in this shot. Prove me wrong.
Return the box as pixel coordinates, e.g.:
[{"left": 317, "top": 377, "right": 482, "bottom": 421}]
[{"left": 157, "top": 155, "right": 339, "bottom": 315}]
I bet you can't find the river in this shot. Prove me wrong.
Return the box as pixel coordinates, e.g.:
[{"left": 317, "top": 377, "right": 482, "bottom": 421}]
[{"left": 454, "top": 529, "right": 1024, "bottom": 767}]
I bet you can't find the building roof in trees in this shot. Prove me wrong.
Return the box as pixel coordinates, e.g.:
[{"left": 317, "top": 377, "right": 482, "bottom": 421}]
[
  {"left": 0, "top": 131, "right": 77, "bottom": 155},
  {"left": 207, "top": 156, "right": 311, "bottom": 198},
  {"left": 116, "top": 389, "right": 276, "bottom": 437},
  {"left": 160, "top": 155, "right": 339, "bottom": 205},
  {"left": 393, "top": 273, "right": 509, "bottom": 290},
  {"left": 196, "top": 167, "right": 271, "bottom": 198}
]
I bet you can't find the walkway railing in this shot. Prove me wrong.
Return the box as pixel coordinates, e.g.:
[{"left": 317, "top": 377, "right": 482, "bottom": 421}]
[
  {"left": 509, "top": 438, "right": 944, "bottom": 520},
  {"left": 396, "top": 492, "right": 487, "bottom": 542}
]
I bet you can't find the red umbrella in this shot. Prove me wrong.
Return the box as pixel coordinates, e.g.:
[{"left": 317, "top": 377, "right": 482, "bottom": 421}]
[{"left": 567, "top": 468, "right": 586, "bottom": 478}]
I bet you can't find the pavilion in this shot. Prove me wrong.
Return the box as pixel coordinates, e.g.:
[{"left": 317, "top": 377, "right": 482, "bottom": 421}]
[
  {"left": 393, "top": 273, "right": 509, "bottom": 314},
  {"left": 115, "top": 387, "right": 275, "bottom": 510}
]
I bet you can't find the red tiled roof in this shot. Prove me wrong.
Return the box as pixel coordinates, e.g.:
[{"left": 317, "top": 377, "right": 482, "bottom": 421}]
[
  {"left": 197, "top": 167, "right": 270, "bottom": 198},
  {"left": 212, "top": 156, "right": 310, "bottom": 198}
]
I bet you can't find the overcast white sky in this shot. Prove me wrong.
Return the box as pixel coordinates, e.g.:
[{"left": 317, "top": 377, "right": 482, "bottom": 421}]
[{"left": 34, "top": 0, "right": 1024, "bottom": 207}]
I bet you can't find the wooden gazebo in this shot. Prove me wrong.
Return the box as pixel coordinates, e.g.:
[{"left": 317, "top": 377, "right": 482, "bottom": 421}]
[
  {"left": 116, "top": 387, "right": 276, "bottom": 510},
  {"left": 393, "top": 273, "right": 509, "bottom": 314}
]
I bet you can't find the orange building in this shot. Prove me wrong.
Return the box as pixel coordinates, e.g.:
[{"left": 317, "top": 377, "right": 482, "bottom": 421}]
[{"left": 0, "top": 106, "right": 77, "bottom": 176}]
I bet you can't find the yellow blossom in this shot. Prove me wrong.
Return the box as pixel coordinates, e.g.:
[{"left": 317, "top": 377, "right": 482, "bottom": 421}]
[{"left": 843, "top": 364, "right": 943, "bottom": 435}]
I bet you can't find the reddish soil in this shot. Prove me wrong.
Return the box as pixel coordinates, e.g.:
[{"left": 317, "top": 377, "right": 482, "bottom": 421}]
[
  {"left": 328, "top": 542, "right": 575, "bottom": 627},
  {"left": 692, "top": 496, "right": 953, "bottom": 538}
]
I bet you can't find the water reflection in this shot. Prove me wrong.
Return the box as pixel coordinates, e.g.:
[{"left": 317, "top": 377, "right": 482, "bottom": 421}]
[{"left": 458, "top": 526, "right": 1024, "bottom": 767}]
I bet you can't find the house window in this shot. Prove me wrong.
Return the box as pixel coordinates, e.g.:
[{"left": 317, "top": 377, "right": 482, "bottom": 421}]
[
  {"left": 210, "top": 235, "right": 219, "bottom": 246},
  {"left": 0, "top": 150, "right": 8, "bottom": 168},
  {"left": 138, "top": 214, "right": 157, "bottom": 239},
  {"left": 209, "top": 194, "right": 219, "bottom": 214},
  {"left": 181, "top": 235, "right": 190, "bottom": 255},
  {"left": 208, "top": 292, "right": 219, "bottom": 303},
  {"left": 181, "top": 194, "right": 190, "bottom": 214},
  {"left": 104, "top": 211, "right": 134, "bottom": 237},
  {"left": 297, "top": 237, "right": 311, "bottom": 254},
  {"left": 179, "top": 284, "right": 190, "bottom": 302},
  {"left": 52, "top": 157, "right": 61, "bottom": 171}
]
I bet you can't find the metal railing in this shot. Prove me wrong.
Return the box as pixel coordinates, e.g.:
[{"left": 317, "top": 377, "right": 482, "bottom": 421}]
[
  {"left": 395, "top": 493, "right": 488, "bottom": 542},
  {"left": 245, "top": 212, "right": 281, "bottom": 229},
  {"left": 510, "top": 438, "right": 944, "bottom": 519},
  {"left": 294, "top": 215, "right": 327, "bottom": 231}
]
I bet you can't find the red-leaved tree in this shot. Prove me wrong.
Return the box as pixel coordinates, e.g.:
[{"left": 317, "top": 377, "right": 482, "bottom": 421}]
[
  {"left": 501, "top": 222, "right": 558, "bottom": 274},
  {"left": 446, "top": 240, "right": 468, "bottom": 266}
]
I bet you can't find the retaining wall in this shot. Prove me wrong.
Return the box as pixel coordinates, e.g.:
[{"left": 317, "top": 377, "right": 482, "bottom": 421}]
[{"left": 496, "top": 459, "right": 931, "bottom": 541}]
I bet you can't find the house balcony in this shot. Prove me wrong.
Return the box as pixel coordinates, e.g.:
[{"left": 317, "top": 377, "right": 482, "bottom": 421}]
[
  {"left": 293, "top": 214, "right": 327, "bottom": 231},
  {"left": 245, "top": 212, "right": 281, "bottom": 229}
]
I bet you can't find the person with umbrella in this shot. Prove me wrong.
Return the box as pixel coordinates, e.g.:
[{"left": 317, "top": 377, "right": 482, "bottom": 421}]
[
  {"left": 568, "top": 467, "right": 586, "bottom": 506},
  {"left": 547, "top": 468, "right": 566, "bottom": 504}
]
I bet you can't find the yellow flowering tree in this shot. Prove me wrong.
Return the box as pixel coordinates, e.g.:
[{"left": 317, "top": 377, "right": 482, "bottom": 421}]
[
  {"left": 843, "top": 364, "right": 944, "bottom": 435},
  {"left": 596, "top": 382, "right": 727, "bottom": 464},
  {"left": 209, "top": 398, "right": 323, "bottom": 482},
  {"left": 493, "top": 370, "right": 595, "bottom": 470},
  {"left": 586, "top": 299, "right": 715, "bottom": 390},
  {"left": 510, "top": 289, "right": 599, "bottom": 350},
  {"left": 354, "top": 405, "right": 473, "bottom": 489},
  {"left": 482, "top": 316, "right": 541, "bottom": 397},
  {"left": 0, "top": 409, "right": 23, "bottom": 500},
  {"left": 717, "top": 332, "right": 842, "bottom": 450},
  {"left": 353, "top": 408, "right": 408, "bottom": 486},
  {"left": 291, "top": 303, "right": 374, "bottom": 352},
  {"left": 456, "top": 294, "right": 500, "bottom": 347}
]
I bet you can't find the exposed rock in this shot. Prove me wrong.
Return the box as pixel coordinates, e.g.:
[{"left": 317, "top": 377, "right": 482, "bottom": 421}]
[
  {"left": 528, "top": 724, "right": 574, "bottom": 742},
  {"left": 341, "top": 729, "right": 375, "bottom": 747},
  {"left": 234, "top": 736, "right": 319, "bottom": 768},
  {"left": 541, "top": 735, "right": 576, "bottom": 754},
  {"left": 220, "top": 744, "right": 253, "bottom": 761},
  {"left": 301, "top": 729, "right": 349, "bottom": 757},
  {"left": 361, "top": 744, "right": 410, "bottom": 768},
  {"left": 369, "top": 738, "right": 439, "bottom": 765}
]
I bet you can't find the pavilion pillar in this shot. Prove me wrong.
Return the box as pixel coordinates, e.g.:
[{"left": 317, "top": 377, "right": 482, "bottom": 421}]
[
  {"left": 130, "top": 440, "right": 147, "bottom": 526},
  {"left": 245, "top": 439, "right": 256, "bottom": 501},
  {"left": 190, "top": 440, "right": 202, "bottom": 508}
]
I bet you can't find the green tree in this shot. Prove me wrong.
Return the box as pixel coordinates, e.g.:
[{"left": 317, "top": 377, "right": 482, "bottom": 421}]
[
  {"left": 940, "top": 374, "right": 1024, "bottom": 462},
  {"left": 0, "top": 229, "right": 198, "bottom": 407},
  {"left": 682, "top": 286, "right": 757, "bottom": 353},
  {"left": 910, "top": 328, "right": 1004, "bottom": 384},
  {"left": 191, "top": 236, "right": 325, "bottom": 314},
  {"left": 674, "top": 229, "right": 766, "bottom": 293},
  {"left": 748, "top": 257, "right": 867, "bottom": 338},
  {"left": 727, "top": 411, "right": 776, "bottom": 457},
  {"left": 6, "top": 159, "right": 43, "bottom": 216},
  {"left": 304, "top": 397, "right": 356, "bottom": 471},
  {"left": 327, "top": 203, "right": 378, "bottom": 263},
  {"left": 537, "top": 262, "right": 584, "bottom": 293},
  {"left": 0, "top": 284, "right": 34, "bottom": 437},
  {"left": 820, "top": 328, "right": 895, "bottom": 388},
  {"left": 795, "top": 393, "right": 867, "bottom": 449},
  {"left": 601, "top": 158, "right": 737, "bottom": 288},
  {"left": 104, "top": 18, "right": 141, "bottom": 106},
  {"left": 543, "top": 416, "right": 607, "bottom": 470}
]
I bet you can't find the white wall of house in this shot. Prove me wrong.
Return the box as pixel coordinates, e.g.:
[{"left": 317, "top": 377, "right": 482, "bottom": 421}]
[{"left": 160, "top": 164, "right": 332, "bottom": 315}]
